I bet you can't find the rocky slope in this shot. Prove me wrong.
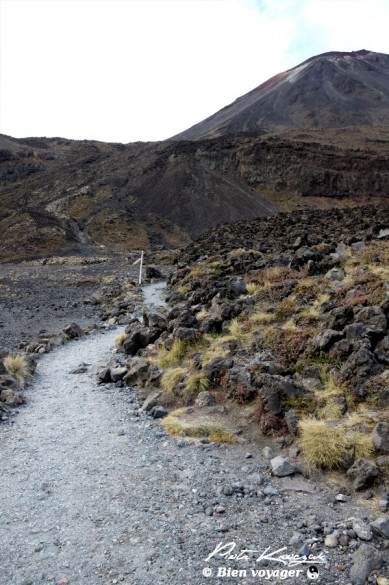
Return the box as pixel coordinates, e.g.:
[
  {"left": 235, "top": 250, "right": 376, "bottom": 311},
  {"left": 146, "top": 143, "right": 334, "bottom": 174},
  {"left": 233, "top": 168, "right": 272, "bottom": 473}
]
[
  {"left": 1, "top": 126, "right": 388, "bottom": 261},
  {"left": 173, "top": 50, "right": 389, "bottom": 140},
  {"left": 108, "top": 206, "right": 389, "bottom": 495}
]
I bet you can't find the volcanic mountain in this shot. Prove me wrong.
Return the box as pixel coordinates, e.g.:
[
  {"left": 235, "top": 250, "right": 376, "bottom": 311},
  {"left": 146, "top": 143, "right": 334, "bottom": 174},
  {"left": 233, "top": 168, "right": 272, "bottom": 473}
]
[
  {"left": 173, "top": 50, "right": 389, "bottom": 140},
  {"left": 0, "top": 50, "right": 388, "bottom": 262}
]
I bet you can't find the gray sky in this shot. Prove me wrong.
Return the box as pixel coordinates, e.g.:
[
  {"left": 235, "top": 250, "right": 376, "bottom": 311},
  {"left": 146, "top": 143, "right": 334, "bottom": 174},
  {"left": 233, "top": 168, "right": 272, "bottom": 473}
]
[{"left": 0, "top": 0, "right": 388, "bottom": 143}]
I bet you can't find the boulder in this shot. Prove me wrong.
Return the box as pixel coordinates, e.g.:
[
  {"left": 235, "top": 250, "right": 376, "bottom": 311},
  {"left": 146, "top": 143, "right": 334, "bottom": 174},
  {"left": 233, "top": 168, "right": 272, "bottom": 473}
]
[
  {"left": 370, "top": 517, "right": 389, "bottom": 539},
  {"left": 339, "top": 347, "right": 382, "bottom": 389},
  {"left": 325, "top": 267, "right": 345, "bottom": 281},
  {"left": 110, "top": 367, "right": 128, "bottom": 383},
  {"left": 123, "top": 323, "right": 156, "bottom": 356},
  {"left": 349, "top": 544, "right": 383, "bottom": 585},
  {"left": 124, "top": 357, "right": 151, "bottom": 387},
  {"left": 252, "top": 373, "right": 300, "bottom": 416},
  {"left": 0, "top": 388, "right": 25, "bottom": 406},
  {"left": 372, "top": 422, "right": 389, "bottom": 452},
  {"left": 143, "top": 309, "right": 167, "bottom": 330},
  {"left": 195, "top": 391, "right": 216, "bottom": 407},
  {"left": 98, "top": 367, "right": 112, "bottom": 384},
  {"left": 0, "top": 374, "right": 22, "bottom": 391},
  {"left": 204, "top": 357, "right": 234, "bottom": 386},
  {"left": 352, "top": 518, "right": 373, "bottom": 541},
  {"left": 0, "top": 347, "right": 8, "bottom": 375},
  {"left": 324, "top": 306, "right": 354, "bottom": 330},
  {"left": 140, "top": 389, "right": 162, "bottom": 412},
  {"left": 346, "top": 458, "right": 378, "bottom": 490},
  {"left": 63, "top": 322, "right": 84, "bottom": 339},
  {"left": 149, "top": 405, "right": 167, "bottom": 419},
  {"left": 145, "top": 266, "right": 163, "bottom": 279},
  {"left": 354, "top": 306, "right": 387, "bottom": 341},
  {"left": 310, "top": 328, "right": 343, "bottom": 352},
  {"left": 284, "top": 409, "right": 299, "bottom": 436},
  {"left": 270, "top": 456, "right": 297, "bottom": 477},
  {"left": 370, "top": 516, "right": 389, "bottom": 539}
]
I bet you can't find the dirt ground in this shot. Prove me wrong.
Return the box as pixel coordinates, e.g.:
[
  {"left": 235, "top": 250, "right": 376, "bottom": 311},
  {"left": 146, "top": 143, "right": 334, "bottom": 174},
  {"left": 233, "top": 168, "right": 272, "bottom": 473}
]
[{"left": 0, "top": 255, "right": 141, "bottom": 350}]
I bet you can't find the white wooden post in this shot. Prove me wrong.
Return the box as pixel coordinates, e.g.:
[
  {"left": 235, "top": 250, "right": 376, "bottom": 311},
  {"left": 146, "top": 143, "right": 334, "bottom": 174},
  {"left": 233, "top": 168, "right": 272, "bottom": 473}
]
[{"left": 139, "top": 250, "right": 144, "bottom": 285}]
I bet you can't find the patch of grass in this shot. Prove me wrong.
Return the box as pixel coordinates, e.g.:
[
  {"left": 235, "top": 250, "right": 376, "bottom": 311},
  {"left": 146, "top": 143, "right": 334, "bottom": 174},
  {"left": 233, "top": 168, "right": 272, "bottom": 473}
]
[
  {"left": 281, "top": 319, "right": 297, "bottom": 330},
  {"left": 155, "top": 339, "right": 190, "bottom": 368},
  {"left": 299, "top": 306, "right": 319, "bottom": 323},
  {"left": 346, "top": 431, "right": 373, "bottom": 459},
  {"left": 313, "top": 293, "right": 331, "bottom": 306},
  {"left": 294, "top": 277, "right": 321, "bottom": 300},
  {"left": 161, "top": 368, "right": 186, "bottom": 393},
  {"left": 184, "top": 373, "right": 209, "bottom": 394},
  {"left": 275, "top": 295, "right": 298, "bottom": 321},
  {"left": 299, "top": 418, "right": 349, "bottom": 469},
  {"left": 114, "top": 333, "right": 127, "bottom": 347},
  {"left": 196, "top": 308, "right": 208, "bottom": 320},
  {"left": 228, "top": 318, "right": 246, "bottom": 342},
  {"left": 250, "top": 311, "right": 275, "bottom": 326},
  {"left": 262, "top": 266, "right": 296, "bottom": 285},
  {"left": 162, "top": 409, "right": 236, "bottom": 443},
  {"left": 3, "top": 353, "right": 32, "bottom": 383},
  {"left": 317, "top": 399, "right": 343, "bottom": 422},
  {"left": 246, "top": 282, "right": 259, "bottom": 295},
  {"left": 201, "top": 335, "right": 231, "bottom": 365},
  {"left": 189, "top": 260, "right": 224, "bottom": 279},
  {"left": 318, "top": 372, "right": 346, "bottom": 399},
  {"left": 177, "top": 285, "right": 190, "bottom": 294}
]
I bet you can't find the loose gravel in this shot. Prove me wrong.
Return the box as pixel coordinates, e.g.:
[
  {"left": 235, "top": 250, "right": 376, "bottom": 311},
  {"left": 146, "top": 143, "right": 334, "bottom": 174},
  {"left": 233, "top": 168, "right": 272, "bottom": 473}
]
[{"left": 0, "top": 326, "right": 386, "bottom": 585}]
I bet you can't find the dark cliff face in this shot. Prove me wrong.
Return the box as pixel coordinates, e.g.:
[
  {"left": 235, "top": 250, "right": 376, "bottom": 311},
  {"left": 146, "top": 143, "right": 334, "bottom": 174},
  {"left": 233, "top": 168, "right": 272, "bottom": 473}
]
[
  {"left": 172, "top": 50, "right": 389, "bottom": 140},
  {"left": 0, "top": 126, "right": 388, "bottom": 262}
]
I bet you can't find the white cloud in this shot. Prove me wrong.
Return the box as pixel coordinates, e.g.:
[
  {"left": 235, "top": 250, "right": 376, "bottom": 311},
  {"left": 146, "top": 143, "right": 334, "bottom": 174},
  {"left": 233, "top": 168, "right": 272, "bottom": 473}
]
[{"left": 0, "top": 0, "right": 387, "bottom": 142}]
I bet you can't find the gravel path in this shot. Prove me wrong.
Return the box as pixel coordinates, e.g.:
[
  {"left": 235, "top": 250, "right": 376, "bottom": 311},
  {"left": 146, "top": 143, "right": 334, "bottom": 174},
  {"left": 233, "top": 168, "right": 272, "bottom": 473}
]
[{"left": 0, "top": 325, "right": 384, "bottom": 584}]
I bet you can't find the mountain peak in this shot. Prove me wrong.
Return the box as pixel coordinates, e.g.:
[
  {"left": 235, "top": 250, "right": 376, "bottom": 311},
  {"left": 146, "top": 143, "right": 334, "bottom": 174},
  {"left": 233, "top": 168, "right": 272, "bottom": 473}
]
[{"left": 172, "top": 49, "right": 389, "bottom": 140}]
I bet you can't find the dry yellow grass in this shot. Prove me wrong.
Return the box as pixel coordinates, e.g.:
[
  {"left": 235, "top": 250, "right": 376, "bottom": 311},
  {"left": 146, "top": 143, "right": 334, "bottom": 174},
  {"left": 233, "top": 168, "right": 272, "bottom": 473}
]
[
  {"left": 3, "top": 353, "right": 32, "bottom": 383},
  {"left": 114, "top": 333, "right": 127, "bottom": 347},
  {"left": 299, "top": 418, "right": 348, "bottom": 469},
  {"left": 246, "top": 282, "right": 259, "bottom": 295},
  {"left": 161, "top": 368, "right": 186, "bottom": 393},
  {"left": 184, "top": 373, "right": 209, "bottom": 394},
  {"left": 162, "top": 409, "right": 236, "bottom": 443}
]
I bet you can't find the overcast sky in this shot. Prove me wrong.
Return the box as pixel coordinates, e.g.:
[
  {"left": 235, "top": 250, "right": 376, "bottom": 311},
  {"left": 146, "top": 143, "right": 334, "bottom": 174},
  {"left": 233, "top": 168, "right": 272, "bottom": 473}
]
[{"left": 0, "top": 0, "right": 388, "bottom": 143}]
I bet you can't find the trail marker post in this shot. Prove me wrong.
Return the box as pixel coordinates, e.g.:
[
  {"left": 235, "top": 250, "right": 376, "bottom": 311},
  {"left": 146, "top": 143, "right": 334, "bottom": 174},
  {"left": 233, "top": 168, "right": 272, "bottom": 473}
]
[{"left": 132, "top": 251, "right": 144, "bottom": 285}]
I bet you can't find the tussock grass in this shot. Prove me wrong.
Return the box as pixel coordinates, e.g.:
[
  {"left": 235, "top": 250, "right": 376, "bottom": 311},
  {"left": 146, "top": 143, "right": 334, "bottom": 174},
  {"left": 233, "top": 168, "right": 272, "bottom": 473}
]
[
  {"left": 317, "top": 399, "right": 343, "bottom": 422},
  {"left": 294, "top": 277, "right": 321, "bottom": 300},
  {"left": 114, "top": 333, "right": 127, "bottom": 347},
  {"left": 281, "top": 319, "right": 297, "bottom": 330},
  {"left": 262, "top": 266, "right": 296, "bottom": 285},
  {"left": 313, "top": 293, "right": 331, "bottom": 306},
  {"left": 185, "top": 373, "right": 209, "bottom": 394},
  {"left": 201, "top": 335, "right": 231, "bottom": 365},
  {"left": 347, "top": 431, "right": 373, "bottom": 459},
  {"left": 155, "top": 339, "right": 189, "bottom": 368},
  {"left": 299, "top": 418, "right": 348, "bottom": 469},
  {"left": 177, "top": 285, "right": 190, "bottom": 294},
  {"left": 250, "top": 311, "right": 275, "bottom": 326},
  {"left": 3, "top": 353, "right": 32, "bottom": 383},
  {"left": 299, "top": 306, "right": 319, "bottom": 323},
  {"left": 318, "top": 372, "right": 346, "bottom": 400},
  {"left": 228, "top": 318, "right": 246, "bottom": 342},
  {"left": 196, "top": 308, "right": 208, "bottom": 320},
  {"left": 275, "top": 295, "right": 298, "bottom": 321},
  {"left": 162, "top": 409, "right": 236, "bottom": 443},
  {"left": 161, "top": 368, "right": 186, "bottom": 393},
  {"left": 246, "top": 282, "right": 259, "bottom": 295}
]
